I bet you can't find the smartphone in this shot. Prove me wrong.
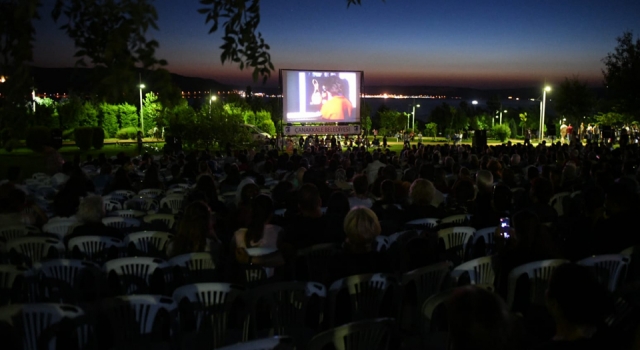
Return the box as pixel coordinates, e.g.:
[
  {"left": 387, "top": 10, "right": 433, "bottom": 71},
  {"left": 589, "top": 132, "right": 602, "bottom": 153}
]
[{"left": 500, "top": 217, "right": 510, "bottom": 239}]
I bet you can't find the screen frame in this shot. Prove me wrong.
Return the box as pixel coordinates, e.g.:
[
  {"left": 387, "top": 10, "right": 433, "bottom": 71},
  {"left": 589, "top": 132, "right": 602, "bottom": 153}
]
[{"left": 279, "top": 69, "right": 364, "bottom": 130}]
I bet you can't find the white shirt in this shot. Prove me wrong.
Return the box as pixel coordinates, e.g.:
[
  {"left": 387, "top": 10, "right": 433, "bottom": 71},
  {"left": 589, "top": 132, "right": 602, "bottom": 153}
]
[
  {"left": 349, "top": 196, "right": 373, "bottom": 208},
  {"left": 365, "top": 160, "right": 385, "bottom": 184}
]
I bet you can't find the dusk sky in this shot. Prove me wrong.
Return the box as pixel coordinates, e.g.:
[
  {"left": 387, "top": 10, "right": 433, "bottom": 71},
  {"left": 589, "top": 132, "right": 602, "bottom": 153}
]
[{"left": 32, "top": 0, "right": 640, "bottom": 89}]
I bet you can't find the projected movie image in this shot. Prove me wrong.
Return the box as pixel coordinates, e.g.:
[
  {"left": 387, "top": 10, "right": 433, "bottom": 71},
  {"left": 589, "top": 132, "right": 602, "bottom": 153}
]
[{"left": 282, "top": 70, "right": 361, "bottom": 123}]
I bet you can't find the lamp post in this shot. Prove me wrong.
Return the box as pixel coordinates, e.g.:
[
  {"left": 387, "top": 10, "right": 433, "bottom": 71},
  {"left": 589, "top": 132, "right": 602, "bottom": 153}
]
[
  {"left": 540, "top": 86, "right": 551, "bottom": 141},
  {"left": 209, "top": 94, "right": 217, "bottom": 114},
  {"left": 411, "top": 101, "right": 420, "bottom": 131},
  {"left": 139, "top": 83, "right": 145, "bottom": 132},
  {"left": 500, "top": 109, "right": 507, "bottom": 125}
]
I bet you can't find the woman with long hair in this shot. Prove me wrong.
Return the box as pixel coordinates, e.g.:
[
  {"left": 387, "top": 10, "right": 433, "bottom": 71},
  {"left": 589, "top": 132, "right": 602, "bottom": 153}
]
[
  {"left": 140, "top": 163, "right": 164, "bottom": 190},
  {"left": 168, "top": 201, "right": 220, "bottom": 259}
]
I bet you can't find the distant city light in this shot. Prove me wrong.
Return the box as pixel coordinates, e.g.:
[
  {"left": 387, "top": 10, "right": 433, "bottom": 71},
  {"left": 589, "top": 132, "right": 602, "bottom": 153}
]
[
  {"left": 0, "top": 76, "right": 6, "bottom": 83},
  {"left": 508, "top": 96, "right": 512, "bottom": 99},
  {"left": 383, "top": 93, "right": 388, "bottom": 99},
  {"left": 472, "top": 100, "right": 478, "bottom": 105}
]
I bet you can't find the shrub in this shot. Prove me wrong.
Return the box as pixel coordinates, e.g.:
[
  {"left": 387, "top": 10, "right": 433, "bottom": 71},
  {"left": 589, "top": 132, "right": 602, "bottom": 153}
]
[
  {"left": 62, "top": 129, "right": 75, "bottom": 140},
  {"left": 492, "top": 124, "right": 511, "bottom": 143},
  {"left": 1, "top": 128, "right": 13, "bottom": 145},
  {"left": 116, "top": 126, "right": 139, "bottom": 140},
  {"left": 4, "top": 139, "right": 19, "bottom": 152},
  {"left": 99, "top": 103, "right": 119, "bottom": 138},
  {"left": 74, "top": 126, "right": 94, "bottom": 151},
  {"left": 25, "top": 126, "right": 51, "bottom": 152},
  {"left": 92, "top": 127, "right": 105, "bottom": 149}
]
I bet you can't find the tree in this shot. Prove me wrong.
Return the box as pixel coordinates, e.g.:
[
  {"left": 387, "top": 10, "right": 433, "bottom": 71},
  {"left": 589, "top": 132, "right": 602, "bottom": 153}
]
[
  {"left": 361, "top": 102, "right": 372, "bottom": 135},
  {"left": 595, "top": 112, "right": 631, "bottom": 126},
  {"left": 52, "top": 0, "right": 167, "bottom": 103},
  {"left": 98, "top": 102, "right": 119, "bottom": 137},
  {"left": 118, "top": 103, "right": 138, "bottom": 129},
  {"left": 143, "top": 92, "right": 161, "bottom": 134},
  {"left": 519, "top": 112, "right": 528, "bottom": 136},
  {"left": 554, "top": 77, "right": 595, "bottom": 125},
  {"left": 379, "top": 109, "right": 405, "bottom": 133},
  {"left": 602, "top": 31, "right": 640, "bottom": 119},
  {"left": 424, "top": 122, "right": 437, "bottom": 140}
]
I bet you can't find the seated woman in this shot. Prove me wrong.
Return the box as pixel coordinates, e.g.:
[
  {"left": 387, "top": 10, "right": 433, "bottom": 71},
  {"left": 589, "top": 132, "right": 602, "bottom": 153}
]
[
  {"left": 139, "top": 163, "right": 164, "bottom": 190},
  {"left": 65, "top": 195, "right": 122, "bottom": 246},
  {"left": 403, "top": 179, "right": 444, "bottom": 222},
  {"left": 53, "top": 168, "right": 95, "bottom": 217},
  {"left": 327, "top": 207, "right": 391, "bottom": 282},
  {"left": 232, "top": 195, "right": 285, "bottom": 277},
  {"left": 371, "top": 179, "right": 403, "bottom": 222},
  {"left": 166, "top": 201, "right": 221, "bottom": 261}
]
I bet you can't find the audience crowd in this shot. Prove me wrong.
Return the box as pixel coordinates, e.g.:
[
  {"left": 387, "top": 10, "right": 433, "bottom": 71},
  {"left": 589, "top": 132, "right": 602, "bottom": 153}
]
[{"left": 0, "top": 138, "right": 639, "bottom": 350}]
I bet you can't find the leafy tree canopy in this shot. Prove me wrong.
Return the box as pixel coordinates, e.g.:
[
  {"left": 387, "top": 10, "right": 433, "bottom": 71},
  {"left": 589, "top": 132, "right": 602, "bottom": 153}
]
[
  {"left": 554, "top": 77, "right": 595, "bottom": 125},
  {"left": 602, "top": 31, "right": 640, "bottom": 119}
]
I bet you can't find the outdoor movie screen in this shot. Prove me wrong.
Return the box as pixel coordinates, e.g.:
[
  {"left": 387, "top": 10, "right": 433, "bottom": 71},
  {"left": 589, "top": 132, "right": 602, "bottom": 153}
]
[{"left": 281, "top": 70, "right": 362, "bottom": 124}]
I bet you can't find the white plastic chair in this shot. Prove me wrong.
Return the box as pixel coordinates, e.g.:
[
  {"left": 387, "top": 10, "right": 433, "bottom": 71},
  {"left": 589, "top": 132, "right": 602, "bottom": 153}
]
[
  {"left": 437, "top": 226, "right": 475, "bottom": 260},
  {"left": 108, "top": 209, "right": 146, "bottom": 218},
  {"left": 472, "top": 226, "right": 498, "bottom": 256},
  {"left": 578, "top": 254, "right": 630, "bottom": 292},
  {"left": 165, "top": 188, "right": 186, "bottom": 196},
  {"left": 0, "top": 225, "right": 29, "bottom": 241},
  {"left": 0, "top": 303, "right": 87, "bottom": 350},
  {"left": 103, "top": 199, "right": 123, "bottom": 212},
  {"left": 143, "top": 214, "right": 175, "bottom": 229},
  {"left": 439, "top": 214, "right": 470, "bottom": 226},
  {"left": 375, "top": 235, "right": 390, "bottom": 252},
  {"left": 43, "top": 220, "right": 79, "bottom": 240},
  {"left": 123, "top": 231, "right": 174, "bottom": 257},
  {"left": 172, "top": 282, "right": 246, "bottom": 345},
  {"left": 124, "top": 197, "right": 157, "bottom": 211},
  {"left": 217, "top": 337, "right": 293, "bottom": 350},
  {"left": 273, "top": 209, "right": 286, "bottom": 217},
  {"left": 102, "top": 217, "right": 141, "bottom": 230},
  {"left": 328, "top": 273, "right": 398, "bottom": 326},
  {"left": 402, "top": 262, "right": 452, "bottom": 307},
  {"left": 109, "top": 190, "right": 136, "bottom": 200},
  {"left": 450, "top": 256, "right": 495, "bottom": 289},
  {"left": 506, "top": 259, "right": 569, "bottom": 310},
  {"left": 405, "top": 218, "right": 439, "bottom": 230},
  {"left": 101, "top": 295, "right": 177, "bottom": 346},
  {"left": 160, "top": 195, "right": 185, "bottom": 214},
  {"left": 32, "top": 259, "right": 101, "bottom": 302},
  {"left": 0, "top": 264, "right": 28, "bottom": 303},
  {"left": 138, "top": 188, "right": 165, "bottom": 199},
  {"left": 168, "top": 252, "right": 216, "bottom": 272},
  {"left": 549, "top": 191, "right": 570, "bottom": 217},
  {"left": 103, "top": 257, "right": 167, "bottom": 294},
  {"left": 67, "top": 236, "right": 124, "bottom": 261},
  {"left": 307, "top": 318, "right": 394, "bottom": 350},
  {"left": 3, "top": 237, "right": 65, "bottom": 265}
]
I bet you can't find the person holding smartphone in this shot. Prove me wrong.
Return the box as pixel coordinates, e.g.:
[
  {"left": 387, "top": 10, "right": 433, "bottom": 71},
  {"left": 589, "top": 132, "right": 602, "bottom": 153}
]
[{"left": 491, "top": 210, "right": 562, "bottom": 302}]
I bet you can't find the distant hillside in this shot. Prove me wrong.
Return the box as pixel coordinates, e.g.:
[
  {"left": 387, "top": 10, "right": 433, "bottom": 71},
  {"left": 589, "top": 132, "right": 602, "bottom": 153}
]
[{"left": 31, "top": 67, "right": 232, "bottom": 94}]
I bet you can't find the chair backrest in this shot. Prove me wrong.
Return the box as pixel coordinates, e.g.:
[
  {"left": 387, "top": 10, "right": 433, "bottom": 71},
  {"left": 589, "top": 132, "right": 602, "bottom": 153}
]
[
  {"left": 101, "top": 295, "right": 177, "bottom": 344},
  {"left": 109, "top": 190, "right": 136, "bottom": 200},
  {"left": 3, "top": 237, "right": 65, "bottom": 266},
  {"left": 143, "top": 214, "right": 175, "bottom": 229},
  {"left": 249, "top": 281, "right": 326, "bottom": 338},
  {"left": 42, "top": 221, "right": 79, "bottom": 240},
  {"left": 404, "top": 218, "right": 439, "bottom": 230},
  {"left": 402, "top": 262, "right": 453, "bottom": 307},
  {"left": 103, "top": 257, "right": 166, "bottom": 294},
  {"left": 578, "top": 254, "right": 630, "bottom": 292},
  {"left": 450, "top": 256, "right": 495, "bottom": 289},
  {"left": 160, "top": 195, "right": 185, "bottom": 214},
  {"left": 437, "top": 227, "right": 475, "bottom": 259},
  {"left": 506, "top": 259, "right": 569, "bottom": 309},
  {"left": 472, "top": 227, "right": 497, "bottom": 256},
  {"left": 0, "top": 264, "right": 28, "bottom": 304},
  {"left": 328, "top": 273, "right": 398, "bottom": 326},
  {"left": 103, "top": 199, "right": 123, "bottom": 212},
  {"left": 421, "top": 290, "right": 453, "bottom": 333},
  {"left": 273, "top": 209, "right": 286, "bottom": 217},
  {"left": 307, "top": 318, "right": 394, "bottom": 350},
  {"left": 33, "top": 259, "right": 101, "bottom": 302},
  {"left": 169, "top": 252, "right": 216, "bottom": 271},
  {"left": 35, "top": 259, "right": 99, "bottom": 286},
  {"left": 374, "top": 236, "right": 390, "bottom": 252},
  {"left": 216, "top": 336, "right": 294, "bottom": 350},
  {"left": 124, "top": 231, "right": 174, "bottom": 257},
  {"left": 108, "top": 209, "right": 146, "bottom": 219},
  {"left": 0, "top": 303, "right": 86, "bottom": 350},
  {"left": 439, "top": 214, "right": 469, "bottom": 226},
  {"left": 0, "top": 225, "right": 29, "bottom": 241},
  {"left": 68, "top": 236, "right": 124, "bottom": 261},
  {"left": 549, "top": 191, "right": 570, "bottom": 217},
  {"left": 124, "top": 197, "right": 157, "bottom": 211},
  {"left": 102, "top": 217, "right": 141, "bottom": 229},
  {"left": 173, "top": 282, "right": 246, "bottom": 345},
  {"left": 138, "top": 188, "right": 165, "bottom": 199}
]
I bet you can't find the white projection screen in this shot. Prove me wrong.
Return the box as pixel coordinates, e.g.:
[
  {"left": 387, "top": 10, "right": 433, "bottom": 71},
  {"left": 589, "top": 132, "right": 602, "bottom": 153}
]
[{"left": 281, "top": 70, "right": 362, "bottom": 124}]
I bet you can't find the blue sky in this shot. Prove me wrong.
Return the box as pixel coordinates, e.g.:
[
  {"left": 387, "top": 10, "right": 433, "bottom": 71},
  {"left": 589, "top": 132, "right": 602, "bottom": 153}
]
[{"left": 32, "top": 0, "right": 640, "bottom": 88}]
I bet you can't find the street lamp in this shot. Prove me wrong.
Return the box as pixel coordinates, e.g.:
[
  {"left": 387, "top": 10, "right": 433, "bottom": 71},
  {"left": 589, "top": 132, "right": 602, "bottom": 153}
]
[
  {"left": 411, "top": 102, "right": 420, "bottom": 131},
  {"left": 0, "top": 75, "right": 6, "bottom": 83},
  {"left": 139, "top": 83, "right": 145, "bottom": 133},
  {"left": 540, "top": 86, "right": 551, "bottom": 141},
  {"left": 500, "top": 109, "right": 507, "bottom": 125},
  {"left": 472, "top": 100, "right": 478, "bottom": 105},
  {"left": 209, "top": 94, "right": 217, "bottom": 114}
]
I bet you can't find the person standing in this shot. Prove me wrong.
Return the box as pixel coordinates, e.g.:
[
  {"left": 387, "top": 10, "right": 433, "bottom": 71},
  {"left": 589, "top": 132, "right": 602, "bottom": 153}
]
[
  {"left": 382, "top": 135, "right": 388, "bottom": 148},
  {"left": 566, "top": 123, "right": 574, "bottom": 143},
  {"left": 560, "top": 122, "right": 568, "bottom": 144},
  {"left": 137, "top": 131, "right": 143, "bottom": 155}
]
